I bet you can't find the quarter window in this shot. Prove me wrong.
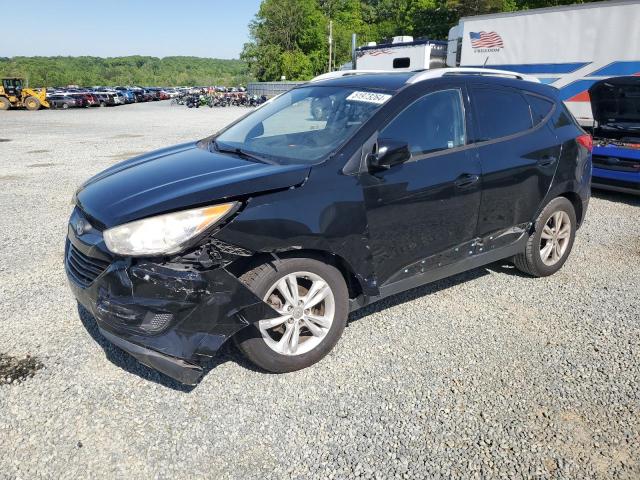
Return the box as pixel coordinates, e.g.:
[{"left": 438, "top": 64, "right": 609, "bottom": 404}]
[
  {"left": 380, "top": 89, "right": 466, "bottom": 156},
  {"left": 472, "top": 87, "right": 533, "bottom": 141},
  {"left": 526, "top": 94, "right": 554, "bottom": 125}
]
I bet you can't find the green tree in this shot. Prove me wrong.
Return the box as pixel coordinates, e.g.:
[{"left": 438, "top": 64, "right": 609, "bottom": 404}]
[
  {"left": 242, "top": 0, "right": 328, "bottom": 81},
  {"left": 243, "top": 0, "right": 604, "bottom": 81},
  {"left": 0, "top": 56, "right": 251, "bottom": 87}
]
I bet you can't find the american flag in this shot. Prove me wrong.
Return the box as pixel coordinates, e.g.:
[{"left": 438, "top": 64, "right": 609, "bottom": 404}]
[{"left": 469, "top": 31, "right": 504, "bottom": 48}]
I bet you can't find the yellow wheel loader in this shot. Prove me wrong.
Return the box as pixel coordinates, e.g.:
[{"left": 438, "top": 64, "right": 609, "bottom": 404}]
[{"left": 0, "top": 78, "right": 49, "bottom": 110}]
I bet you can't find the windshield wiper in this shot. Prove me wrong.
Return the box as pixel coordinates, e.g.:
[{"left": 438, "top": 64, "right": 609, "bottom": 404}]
[{"left": 211, "top": 140, "right": 276, "bottom": 165}]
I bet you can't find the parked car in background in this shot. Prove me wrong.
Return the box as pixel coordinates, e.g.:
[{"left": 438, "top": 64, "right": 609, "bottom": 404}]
[
  {"left": 115, "top": 87, "right": 136, "bottom": 103},
  {"left": 75, "top": 92, "right": 98, "bottom": 107},
  {"left": 94, "top": 92, "right": 119, "bottom": 107},
  {"left": 130, "top": 89, "right": 146, "bottom": 102},
  {"left": 66, "top": 69, "right": 591, "bottom": 384},
  {"left": 589, "top": 76, "right": 640, "bottom": 195},
  {"left": 49, "top": 94, "right": 84, "bottom": 109},
  {"left": 147, "top": 88, "right": 161, "bottom": 101}
]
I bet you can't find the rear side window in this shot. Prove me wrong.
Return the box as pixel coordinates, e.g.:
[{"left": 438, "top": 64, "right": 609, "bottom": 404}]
[
  {"left": 526, "top": 94, "right": 554, "bottom": 125},
  {"left": 381, "top": 89, "right": 466, "bottom": 156},
  {"left": 472, "top": 87, "right": 533, "bottom": 141}
]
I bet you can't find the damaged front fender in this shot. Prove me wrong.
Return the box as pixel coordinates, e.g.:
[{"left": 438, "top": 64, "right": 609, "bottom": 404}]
[{"left": 66, "top": 230, "right": 278, "bottom": 384}]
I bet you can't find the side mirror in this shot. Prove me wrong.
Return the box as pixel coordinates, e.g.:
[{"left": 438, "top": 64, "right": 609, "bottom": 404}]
[{"left": 367, "top": 138, "right": 411, "bottom": 170}]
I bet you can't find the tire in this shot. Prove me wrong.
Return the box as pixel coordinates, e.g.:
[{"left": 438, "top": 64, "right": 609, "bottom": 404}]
[
  {"left": 234, "top": 257, "right": 349, "bottom": 373},
  {"left": 100, "top": 102, "right": 106, "bottom": 108},
  {"left": 25, "top": 96, "right": 41, "bottom": 111},
  {"left": 62, "top": 103, "right": 69, "bottom": 109},
  {"left": 0, "top": 97, "right": 10, "bottom": 110},
  {"left": 513, "top": 196, "right": 577, "bottom": 277}
]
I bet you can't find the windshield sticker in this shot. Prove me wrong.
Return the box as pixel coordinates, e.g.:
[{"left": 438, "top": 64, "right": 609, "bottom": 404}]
[{"left": 346, "top": 91, "right": 392, "bottom": 105}]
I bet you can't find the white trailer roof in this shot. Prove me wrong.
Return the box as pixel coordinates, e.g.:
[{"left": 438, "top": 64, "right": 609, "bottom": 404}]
[{"left": 459, "top": 0, "right": 639, "bottom": 22}]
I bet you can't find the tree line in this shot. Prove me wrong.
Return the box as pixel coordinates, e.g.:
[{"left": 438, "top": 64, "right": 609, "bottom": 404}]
[
  {"left": 2, "top": 1, "right": 599, "bottom": 87},
  {"left": 0, "top": 56, "right": 251, "bottom": 87},
  {"left": 241, "top": 0, "right": 600, "bottom": 81}
]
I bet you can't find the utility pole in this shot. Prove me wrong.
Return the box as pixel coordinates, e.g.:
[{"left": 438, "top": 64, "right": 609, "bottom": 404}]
[
  {"left": 328, "top": 20, "right": 333, "bottom": 73},
  {"left": 352, "top": 33, "right": 357, "bottom": 70}
]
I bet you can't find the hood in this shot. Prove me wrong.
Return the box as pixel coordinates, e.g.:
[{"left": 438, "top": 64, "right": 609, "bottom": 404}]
[
  {"left": 76, "top": 142, "right": 310, "bottom": 228},
  {"left": 589, "top": 76, "right": 640, "bottom": 139}
]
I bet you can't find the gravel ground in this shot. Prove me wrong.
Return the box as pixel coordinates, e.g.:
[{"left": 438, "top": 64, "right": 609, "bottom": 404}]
[{"left": 0, "top": 101, "right": 639, "bottom": 479}]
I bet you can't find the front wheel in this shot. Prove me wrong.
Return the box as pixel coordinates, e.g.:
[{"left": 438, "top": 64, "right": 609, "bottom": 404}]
[
  {"left": 25, "top": 96, "right": 41, "bottom": 111},
  {"left": 234, "top": 258, "right": 349, "bottom": 373},
  {"left": 513, "top": 196, "right": 577, "bottom": 277}
]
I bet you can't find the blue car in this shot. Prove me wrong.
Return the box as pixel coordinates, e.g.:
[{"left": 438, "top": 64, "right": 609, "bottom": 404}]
[
  {"left": 115, "top": 87, "right": 136, "bottom": 104},
  {"left": 589, "top": 77, "right": 640, "bottom": 195}
]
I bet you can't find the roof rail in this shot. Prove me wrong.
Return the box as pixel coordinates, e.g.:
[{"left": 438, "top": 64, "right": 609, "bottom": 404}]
[
  {"left": 310, "top": 67, "right": 540, "bottom": 85},
  {"left": 408, "top": 67, "right": 540, "bottom": 84},
  {"left": 309, "top": 70, "right": 392, "bottom": 83}
]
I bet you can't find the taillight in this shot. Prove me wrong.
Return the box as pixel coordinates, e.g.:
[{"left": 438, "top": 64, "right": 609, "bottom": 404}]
[{"left": 576, "top": 134, "right": 593, "bottom": 152}]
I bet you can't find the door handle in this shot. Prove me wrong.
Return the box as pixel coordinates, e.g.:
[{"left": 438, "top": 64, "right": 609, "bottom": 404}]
[
  {"left": 538, "top": 155, "right": 557, "bottom": 167},
  {"left": 454, "top": 173, "right": 480, "bottom": 188}
]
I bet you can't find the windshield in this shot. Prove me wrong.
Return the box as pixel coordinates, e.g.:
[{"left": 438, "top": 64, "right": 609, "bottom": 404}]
[{"left": 215, "top": 86, "right": 392, "bottom": 164}]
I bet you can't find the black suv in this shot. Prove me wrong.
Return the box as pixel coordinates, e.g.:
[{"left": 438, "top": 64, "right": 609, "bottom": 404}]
[{"left": 66, "top": 72, "right": 592, "bottom": 384}]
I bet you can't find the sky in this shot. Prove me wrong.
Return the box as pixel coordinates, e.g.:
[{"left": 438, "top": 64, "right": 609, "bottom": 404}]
[{"left": 3, "top": 0, "right": 262, "bottom": 59}]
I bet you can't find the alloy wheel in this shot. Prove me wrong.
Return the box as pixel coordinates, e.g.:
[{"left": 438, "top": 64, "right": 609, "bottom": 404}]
[
  {"left": 539, "top": 211, "right": 571, "bottom": 266},
  {"left": 259, "top": 271, "right": 335, "bottom": 356}
]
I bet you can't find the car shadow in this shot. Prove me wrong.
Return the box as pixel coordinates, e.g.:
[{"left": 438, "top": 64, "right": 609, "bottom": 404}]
[
  {"left": 348, "top": 261, "right": 526, "bottom": 323},
  {"left": 591, "top": 188, "right": 640, "bottom": 206},
  {"left": 77, "top": 260, "right": 526, "bottom": 391}
]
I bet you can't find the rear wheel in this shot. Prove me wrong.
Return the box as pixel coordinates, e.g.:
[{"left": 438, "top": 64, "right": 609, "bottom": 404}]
[
  {"left": 513, "top": 197, "right": 576, "bottom": 277},
  {"left": 24, "top": 96, "right": 41, "bottom": 111},
  {"left": 62, "top": 103, "right": 69, "bottom": 110},
  {"left": 0, "top": 97, "right": 11, "bottom": 110},
  {"left": 234, "top": 257, "right": 349, "bottom": 373}
]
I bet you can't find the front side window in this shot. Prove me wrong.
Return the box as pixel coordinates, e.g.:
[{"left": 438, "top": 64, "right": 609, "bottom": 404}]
[
  {"left": 380, "top": 89, "right": 466, "bottom": 156},
  {"left": 215, "top": 86, "right": 391, "bottom": 164},
  {"left": 472, "top": 87, "right": 533, "bottom": 141}
]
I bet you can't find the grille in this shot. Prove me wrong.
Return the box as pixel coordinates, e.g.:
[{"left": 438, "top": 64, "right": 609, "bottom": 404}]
[
  {"left": 142, "top": 313, "right": 174, "bottom": 333},
  {"left": 66, "top": 242, "right": 110, "bottom": 287},
  {"left": 210, "top": 238, "right": 252, "bottom": 257},
  {"left": 593, "top": 155, "right": 640, "bottom": 173}
]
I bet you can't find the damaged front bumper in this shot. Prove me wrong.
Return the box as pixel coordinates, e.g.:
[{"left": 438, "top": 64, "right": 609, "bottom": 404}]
[{"left": 64, "top": 211, "right": 276, "bottom": 385}]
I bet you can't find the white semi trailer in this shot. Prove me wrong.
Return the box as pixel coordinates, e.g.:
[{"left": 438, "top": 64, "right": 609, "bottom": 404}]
[
  {"left": 354, "top": 36, "right": 447, "bottom": 72},
  {"left": 446, "top": 0, "right": 640, "bottom": 125}
]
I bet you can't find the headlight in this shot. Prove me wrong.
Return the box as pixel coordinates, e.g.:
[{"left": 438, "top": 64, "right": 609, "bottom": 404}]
[{"left": 103, "top": 202, "right": 238, "bottom": 256}]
